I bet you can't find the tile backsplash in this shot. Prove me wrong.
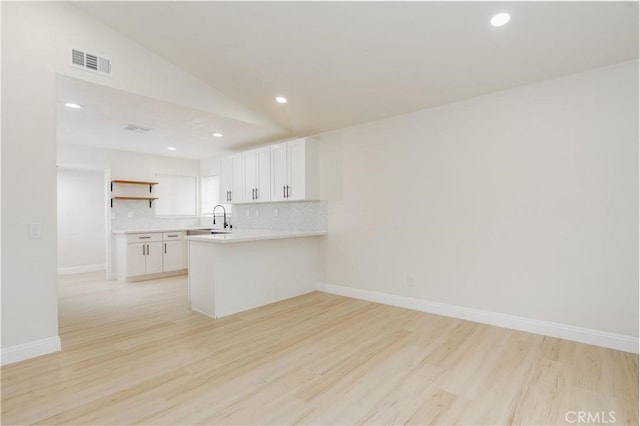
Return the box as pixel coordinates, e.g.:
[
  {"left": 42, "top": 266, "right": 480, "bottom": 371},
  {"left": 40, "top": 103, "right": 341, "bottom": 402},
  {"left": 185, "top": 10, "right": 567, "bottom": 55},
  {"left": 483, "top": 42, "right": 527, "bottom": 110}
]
[
  {"left": 111, "top": 201, "right": 200, "bottom": 230},
  {"left": 232, "top": 201, "right": 327, "bottom": 232},
  {"left": 112, "top": 200, "right": 327, "bottom": 232}
]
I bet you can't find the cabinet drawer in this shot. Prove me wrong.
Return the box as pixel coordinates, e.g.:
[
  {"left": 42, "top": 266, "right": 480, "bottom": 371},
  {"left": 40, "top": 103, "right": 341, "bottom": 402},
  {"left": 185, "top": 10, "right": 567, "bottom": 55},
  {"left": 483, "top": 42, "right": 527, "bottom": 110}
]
[
  {"left": 127, "top": 233, "right": 162, "bottom": 243},
  {"left": 163, "top": 231, "right": 184, "bottom": 240}
]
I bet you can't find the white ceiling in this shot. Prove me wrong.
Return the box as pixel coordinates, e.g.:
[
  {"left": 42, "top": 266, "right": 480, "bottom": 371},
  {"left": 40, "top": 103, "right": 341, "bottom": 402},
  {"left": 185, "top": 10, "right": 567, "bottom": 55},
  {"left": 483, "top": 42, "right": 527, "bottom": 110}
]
[
  {"left": 66, "top": 1, "right": 638, "bottom": 158},
  {"left": 57, "top": 75, "right": 289, "bottom": 159}
]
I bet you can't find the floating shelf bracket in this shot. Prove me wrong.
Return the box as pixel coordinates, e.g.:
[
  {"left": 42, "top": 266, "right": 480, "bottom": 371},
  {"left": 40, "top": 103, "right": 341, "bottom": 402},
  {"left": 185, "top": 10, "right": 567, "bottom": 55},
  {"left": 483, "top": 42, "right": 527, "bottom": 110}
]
[{"left": 110, "top": 196, "right": 158, "bottom": 208}]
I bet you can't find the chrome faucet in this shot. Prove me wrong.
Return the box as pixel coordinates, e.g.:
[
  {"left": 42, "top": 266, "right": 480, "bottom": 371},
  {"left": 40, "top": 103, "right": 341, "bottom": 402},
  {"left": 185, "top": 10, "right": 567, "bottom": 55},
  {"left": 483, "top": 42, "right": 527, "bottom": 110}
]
[{"left": 212, "top": 205, "right": 229, "bottom": 229}]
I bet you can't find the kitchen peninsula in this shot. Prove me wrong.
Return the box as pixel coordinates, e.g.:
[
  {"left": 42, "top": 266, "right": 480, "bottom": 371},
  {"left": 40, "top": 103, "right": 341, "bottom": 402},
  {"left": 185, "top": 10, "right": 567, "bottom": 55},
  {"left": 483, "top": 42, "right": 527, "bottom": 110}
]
[{"left": 186, "top": 230, "right": 326, "bottom": 319}]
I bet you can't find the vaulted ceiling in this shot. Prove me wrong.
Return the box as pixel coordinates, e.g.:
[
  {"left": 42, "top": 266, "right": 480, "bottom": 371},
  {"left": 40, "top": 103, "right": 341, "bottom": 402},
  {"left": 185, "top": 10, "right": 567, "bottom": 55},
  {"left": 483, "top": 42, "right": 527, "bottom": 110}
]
[{"left": 65, "top": 1, "right": 638, "bottom": 158}]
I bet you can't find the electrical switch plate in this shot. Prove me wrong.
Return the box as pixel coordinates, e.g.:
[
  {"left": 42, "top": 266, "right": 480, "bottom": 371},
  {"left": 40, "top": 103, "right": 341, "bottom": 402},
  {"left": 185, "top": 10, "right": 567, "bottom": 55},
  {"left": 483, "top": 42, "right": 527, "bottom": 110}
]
[
  {"left": 128, "top": 211, "right": 134, "bottom": 218},
  {"left": 255, "top": 210, "right": 260, "bottom": 217},
  {"left": 274, "top": 208, "right": 279, "bottom": 217},
  {"left": 28, "top": 223, "right": 42, "bottom": 239},
  {"left": 245, "top": 210, "right": 250, "bottom": 217}
]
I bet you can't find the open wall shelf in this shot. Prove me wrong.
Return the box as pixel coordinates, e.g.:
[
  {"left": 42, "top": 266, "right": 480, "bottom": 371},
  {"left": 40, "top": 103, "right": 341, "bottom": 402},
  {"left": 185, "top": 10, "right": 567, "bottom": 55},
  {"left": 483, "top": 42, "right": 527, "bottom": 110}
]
[
  {"left": 110, "top": 180, "right": 158, "bottom": 193},
  {"left": 110, "top": 196, "right": 158, "bottom": 208},
  {"left": 110, "top": 179, "right": 159, "bottom": 208}
]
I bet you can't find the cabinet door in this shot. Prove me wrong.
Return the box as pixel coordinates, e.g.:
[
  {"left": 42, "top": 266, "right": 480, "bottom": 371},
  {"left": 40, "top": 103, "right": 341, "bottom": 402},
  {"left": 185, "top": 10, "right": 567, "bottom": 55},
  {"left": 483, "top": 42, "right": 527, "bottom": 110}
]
[
  {"left": 242, "top": 150, "right": 257, "bottom": 202},
  {"left": 230, "top": 154, "right": 244, "bottom": 203},
  {"left": 271, "top": 142, "right": 287, "bottom": 201},
  {"left": 287, "top": 139, "right": 307, "bottom": 200},
  {"left": 163, "top": 240, "right": 185, "bottom": 272},
  {"left": 127, "top": 243, "right": 147, "bottom": 277},
  {"left": 146, "top": 242, "right": 163, "bottom": 275},
  {"left": 220, "top": 157, "right": 233, "bottom": 203},
  {"left": 256, "top": 146, "right": 271, "bottom": 202}
]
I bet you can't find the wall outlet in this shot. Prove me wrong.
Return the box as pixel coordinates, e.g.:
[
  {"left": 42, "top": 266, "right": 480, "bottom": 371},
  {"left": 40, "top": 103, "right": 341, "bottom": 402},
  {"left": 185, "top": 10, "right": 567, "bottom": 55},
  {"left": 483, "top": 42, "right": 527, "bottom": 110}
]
[
  {"left": 245, "top": 210, "right": 250, "bottom": 217},
  {"left": 255, "top": 210, "right": 260, "bottom": 217},
  {"left": 274, "top": 208, "right": 279, "bottom": 217},
  {"left": 127, "top": 211, "right": 134, "bottom": 218},
  {"left": 28, "top": 223, "right": 42, "bottom": 239},
  {"left": 406, "top": 274, "right": 414, "bottom": 288}
]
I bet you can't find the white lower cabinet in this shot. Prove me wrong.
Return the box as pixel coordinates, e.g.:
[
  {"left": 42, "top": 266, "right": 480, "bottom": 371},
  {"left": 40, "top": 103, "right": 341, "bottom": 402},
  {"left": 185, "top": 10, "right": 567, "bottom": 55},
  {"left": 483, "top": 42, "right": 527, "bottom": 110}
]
[
  {"left": 163, "top": 240, "right": 186, "bottom": 272},
  {"left": 116, "top": 231, "right": 186, "bottom": 281},
  {"left": 127, "top": 241, "right": 163, "bottom": 276}
]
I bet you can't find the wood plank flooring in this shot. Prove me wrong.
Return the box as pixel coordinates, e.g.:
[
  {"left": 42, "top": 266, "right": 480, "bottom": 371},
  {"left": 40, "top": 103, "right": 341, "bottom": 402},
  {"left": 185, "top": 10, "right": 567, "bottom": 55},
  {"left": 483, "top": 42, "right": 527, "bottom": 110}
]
[{"left": 1, "top": 272, "right": 637, "bottom": 425}]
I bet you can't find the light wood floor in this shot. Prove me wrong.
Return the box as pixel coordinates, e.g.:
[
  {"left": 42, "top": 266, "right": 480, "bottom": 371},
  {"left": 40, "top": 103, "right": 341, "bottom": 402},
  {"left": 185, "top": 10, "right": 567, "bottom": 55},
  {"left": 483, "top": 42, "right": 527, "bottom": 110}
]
[{"left": 1, "top": 272, "right": 637, "bottom": 425}]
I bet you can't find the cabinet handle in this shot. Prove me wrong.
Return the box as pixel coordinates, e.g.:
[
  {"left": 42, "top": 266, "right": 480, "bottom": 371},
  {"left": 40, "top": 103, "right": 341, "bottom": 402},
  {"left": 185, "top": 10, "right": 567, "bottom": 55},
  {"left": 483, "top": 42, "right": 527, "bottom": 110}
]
[
  {"left": 283, "top": 185, "right": 286, "bottom": 198},
  {"left": 255, "top": 188, "right": 259, "bottom": 200},
  {"left": 142, "top": 245, "right": 145, "bottom": 256},
  {"left": 286, "top": 185, "right": 290, "bottom": 198},
  {"left": 228, "top": 191, "right": 231, "bottom": 201},
  {"left": 167, "top": 234, "right": 178, "bottom": 238},
  {"left": 164, "top": 243, "right": 167, "bottom": 254},
  {"left": 139, "top": 236, "right": 151, "bottom": 239},
  {"left": 229, "top": 191, "right": 232, "bottom": 201}
]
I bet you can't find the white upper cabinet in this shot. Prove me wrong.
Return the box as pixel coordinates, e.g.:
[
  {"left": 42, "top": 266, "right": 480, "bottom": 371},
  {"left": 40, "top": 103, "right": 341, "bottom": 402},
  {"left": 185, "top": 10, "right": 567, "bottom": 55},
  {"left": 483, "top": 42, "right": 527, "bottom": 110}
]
[
  {"left": 287, "top": 139, "right": 308, "bottom": 201},
  {"left": 242, "top": 146, "right": 271, "bottom": 203},
  {"left": 221, "top": 137, "right": 318, "bottom": 204},
  {"left": 271, "top": 142, "right": 288, "bottom": 201},
  {"left": 271, "top": 138, "right": 319, "bottom": 202},
  {"left": 242, "top": 150, "right": 256, "bottom": 201},
  {"left": 220, "top": 153, "right": 244, "bottom": 203}
]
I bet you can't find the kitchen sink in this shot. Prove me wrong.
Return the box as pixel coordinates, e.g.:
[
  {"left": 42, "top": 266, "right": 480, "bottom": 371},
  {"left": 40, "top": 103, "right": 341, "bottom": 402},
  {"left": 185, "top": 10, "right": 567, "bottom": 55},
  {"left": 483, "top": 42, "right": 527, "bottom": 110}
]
[{"left": 187, "top": 229, "right": 232, "bottom": 236}]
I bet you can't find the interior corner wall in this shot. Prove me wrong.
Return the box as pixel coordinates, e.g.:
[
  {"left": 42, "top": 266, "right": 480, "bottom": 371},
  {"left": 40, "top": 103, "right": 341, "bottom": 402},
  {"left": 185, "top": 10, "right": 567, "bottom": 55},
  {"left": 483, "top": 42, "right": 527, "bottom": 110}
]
[{"left": 318, "top": 60, "right": 639, "bottom": 339}]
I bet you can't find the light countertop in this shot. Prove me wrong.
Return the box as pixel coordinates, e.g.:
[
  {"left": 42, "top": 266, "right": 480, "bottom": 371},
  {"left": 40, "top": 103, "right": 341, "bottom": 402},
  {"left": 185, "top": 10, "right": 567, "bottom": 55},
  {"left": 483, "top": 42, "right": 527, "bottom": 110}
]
[
  {"left": 112, "top": 226, "right": 223, "bottom": 234},
  {"left": 185, "top": 229, "right": 327, "bottom": 244}
]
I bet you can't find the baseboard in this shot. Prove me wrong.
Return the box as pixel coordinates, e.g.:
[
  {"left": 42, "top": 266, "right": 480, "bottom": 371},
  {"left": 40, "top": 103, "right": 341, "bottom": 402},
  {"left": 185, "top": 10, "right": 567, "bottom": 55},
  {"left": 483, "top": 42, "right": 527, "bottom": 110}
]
[
  {"left": 1, "top": 336, "right": 62, "bottom": 366},
  {"left": 315, "top": 282, "right": 639, "bottom": 354},
  {"left": 58, "top": 264, "right": 105, "bottom": 275},
  {"left": 124, "top": 269, "right": 187, "bottom": 283}
]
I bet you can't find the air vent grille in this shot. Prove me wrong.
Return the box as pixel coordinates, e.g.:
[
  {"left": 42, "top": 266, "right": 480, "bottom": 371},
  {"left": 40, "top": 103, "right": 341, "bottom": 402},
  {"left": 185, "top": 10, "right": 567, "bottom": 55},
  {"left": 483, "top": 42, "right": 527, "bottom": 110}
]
[
  {"left": 72, "top": 49, "right": 84, "bottom": 67},
  {"left": 86, "top": 54, "right": 98, "bottom": 70},
  {"left": 123, "top": 124, "right": 151, "bottom": 134},
  {"left": 70, "top": 48, "right": 112, "bottom": 76}
]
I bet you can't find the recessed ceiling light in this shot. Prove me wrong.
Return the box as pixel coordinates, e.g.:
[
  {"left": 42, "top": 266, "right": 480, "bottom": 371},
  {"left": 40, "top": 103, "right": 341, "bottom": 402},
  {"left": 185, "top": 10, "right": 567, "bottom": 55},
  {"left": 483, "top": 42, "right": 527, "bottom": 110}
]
[
  {"left": 64, "top": 102, "right": 82, "bottom": 109},
  {"left": 167, "top": 147, "right": 177, "bottom": 151},
  {"left": 275, "top": 96, "right": 287, "bottom": 104},
  {"left": 491, "top": 13, "right": 510, "bottom": 27},
  {"left": 212, "top": 132, "right": 224, "bottom": 137}
]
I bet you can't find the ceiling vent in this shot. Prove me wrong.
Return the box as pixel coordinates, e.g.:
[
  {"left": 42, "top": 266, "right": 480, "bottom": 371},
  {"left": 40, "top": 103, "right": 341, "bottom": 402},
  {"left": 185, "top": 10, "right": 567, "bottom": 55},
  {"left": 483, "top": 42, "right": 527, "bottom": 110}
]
[
  {"left": 123, "top": 124, "right": 151, "bottom": 134},
  {"left": 70, "top": 48, "right": 112, "bottom": 76}
]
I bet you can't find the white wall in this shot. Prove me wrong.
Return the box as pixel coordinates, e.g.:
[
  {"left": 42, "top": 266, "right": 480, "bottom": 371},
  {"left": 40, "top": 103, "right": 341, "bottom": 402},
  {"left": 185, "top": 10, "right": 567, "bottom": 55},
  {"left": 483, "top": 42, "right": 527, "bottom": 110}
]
[
  {"left": 319, "top": 61, "right": 638, "bottom": 340},
  {"left": 0, "top": 1, "right": 280, "bottom": 360},
  {"left": 57, "top": 168, "right": 106, "bottom": 273},
  {"left": 58, "top": 144, "right": 201, "bottom": 231},
  {"left": 58, "top": 144, "right": 200, "bottom": 182},
  {"left": 200, "top": 156, "right": 223, "bottom": 177}
]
